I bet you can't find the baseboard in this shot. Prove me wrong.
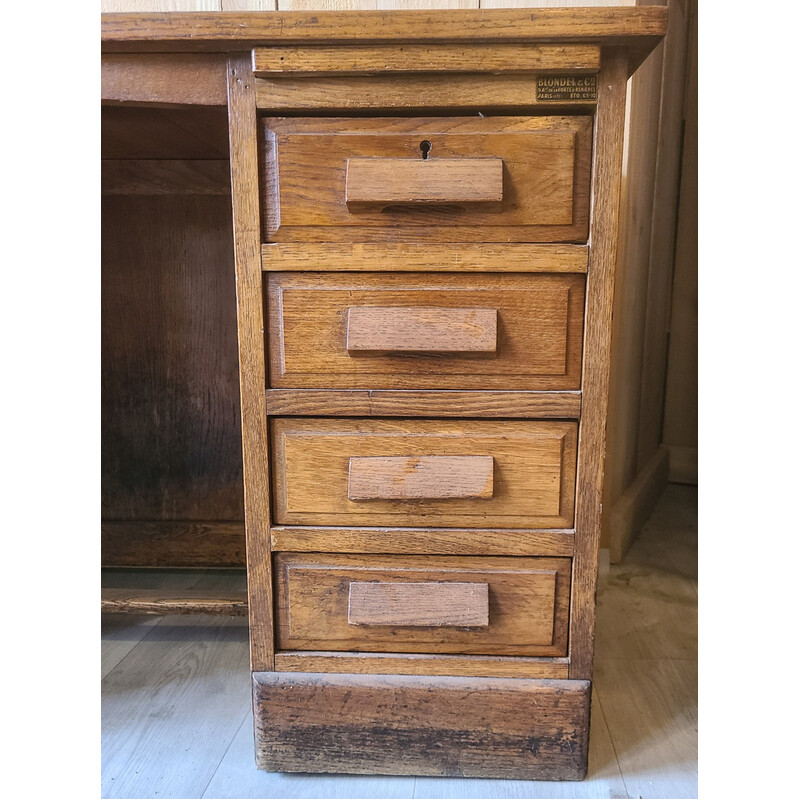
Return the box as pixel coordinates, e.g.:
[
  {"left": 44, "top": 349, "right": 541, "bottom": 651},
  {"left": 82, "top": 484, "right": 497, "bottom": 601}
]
[
  {"left": 607, "top": 447, "right": 669, "bottom": 563},
  {"left": 665, "top": 445, "right": 698, "bottom": 484},
  {"left": 253, "top": 671, "right": 590, "bottom": 779}
]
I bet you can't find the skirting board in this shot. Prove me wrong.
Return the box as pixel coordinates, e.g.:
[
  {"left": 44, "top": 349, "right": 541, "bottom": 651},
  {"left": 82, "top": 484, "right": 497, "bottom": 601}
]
[
  {"left": 606, "top": 447, "right": 669, "bottom": 563},
  {"left": 253, "top": 671, "right": 590, "bottom": 779},
  {"left": 665, "top": 444, "right": 698, "bottom": 484}
]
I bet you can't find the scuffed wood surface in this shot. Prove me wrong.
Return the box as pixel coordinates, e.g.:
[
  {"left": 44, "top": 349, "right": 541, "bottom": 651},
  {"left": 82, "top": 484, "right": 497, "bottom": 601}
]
[
  {"left": 348, "top": 455, "right": 494, "bottom": 501},
  {"left": 101, "top": 194, "right": 242, "bottom": 524},
  {"left": 274, "top": 651, "right": 569, "bottom": 680},
  {"left": 264, "top": 389, "right": 581, "bottom": 419},
  {"left": 346, "top": 306, "right": 498, "bottom": 356},
  {"left": 253, "top": 672, "right": 590, "bottom": 779},
  {"left": 101, "top": 588, "right": 248, "bottom": 616},
  {"left": 345, "top": 157, "right": 504, "bottom": 209},
  {"left": 347, "top": 581, "right": 489, "bottom": 628},
  {"left": 101, "top": 7, "right": 668, "bottom": 57},
  {"left": 227, "top": 54, "right": 275, "bottom": 671},
  {"left": 262, "top": 241, "right": 589, "bottom": 273},
  {"left": 269, "top": 524, "right": 575, "bottom": 557}
]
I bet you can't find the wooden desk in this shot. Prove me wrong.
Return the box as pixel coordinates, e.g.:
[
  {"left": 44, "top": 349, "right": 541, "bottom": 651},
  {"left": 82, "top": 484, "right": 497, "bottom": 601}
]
[{"left": 102, "top": 6, "right": 667, "bottom": 780}]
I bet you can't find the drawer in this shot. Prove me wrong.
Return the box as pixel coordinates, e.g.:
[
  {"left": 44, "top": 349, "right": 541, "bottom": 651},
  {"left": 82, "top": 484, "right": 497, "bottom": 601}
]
[
  {"left": 274, "top": 553, "right": 571, "bottom": 656},
  {"left": 261, "top": 116, "right": 592, "bottom": 242},
  {"left": 270, "top": 418, "right": 577, "bottom": 528},
  {"left": 267, "top": 272, "right": 585, "bottom": 390}
]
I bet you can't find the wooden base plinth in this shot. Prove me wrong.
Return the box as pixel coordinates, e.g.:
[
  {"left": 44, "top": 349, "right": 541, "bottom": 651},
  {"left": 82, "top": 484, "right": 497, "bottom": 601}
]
[{"left": 253, "top": 671, "right": 590, "bottom": 780}]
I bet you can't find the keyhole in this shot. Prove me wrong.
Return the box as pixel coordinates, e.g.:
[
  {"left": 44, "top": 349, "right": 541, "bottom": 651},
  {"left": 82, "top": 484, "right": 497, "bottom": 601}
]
[{"left": 419, "top": 140, "right": 432, "bottom": 160}]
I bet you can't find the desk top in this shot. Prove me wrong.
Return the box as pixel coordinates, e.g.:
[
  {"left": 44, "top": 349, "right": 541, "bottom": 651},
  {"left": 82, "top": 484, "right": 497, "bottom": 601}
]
[{"left": 101, "top": 7, "right": 667, "bottom": 72}]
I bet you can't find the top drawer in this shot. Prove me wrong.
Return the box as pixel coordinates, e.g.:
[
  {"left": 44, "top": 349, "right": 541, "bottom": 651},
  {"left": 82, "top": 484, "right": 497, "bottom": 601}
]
[{"left": 261, "top": 116, "right": 592, "bottom": 243}]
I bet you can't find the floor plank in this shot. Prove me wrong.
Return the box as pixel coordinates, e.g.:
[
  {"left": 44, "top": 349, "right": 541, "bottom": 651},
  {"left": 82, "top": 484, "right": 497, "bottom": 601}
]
[
  {"left": 102, "top": 614, "right": 163, "bottom": 680},
  {"left": 594, "top": 658, "right": 697, "bottom": 799},
  {"left": 101, "top": 569, "right": 210, "bottom": 678},
  {"left": 101, "top": 615, "right": 250, "bottom": 799},
  {"left": 638, "top": 484, "right": 698, "bottom": 585},
  {"left": 595, "top": 492, "right": 698, "bottom": 662}
]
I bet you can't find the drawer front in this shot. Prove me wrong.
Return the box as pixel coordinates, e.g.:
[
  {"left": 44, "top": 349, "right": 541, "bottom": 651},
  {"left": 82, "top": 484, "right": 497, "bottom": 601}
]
[
  {"left": 275, "top": 553, "right": 571, "bottom": 656},
  {"left": 271, "top": 418, "right": 577, "bottom": 528},
  {"left": 267, "top": 272, "right": 585, "bottom": 390},
  {"left": 262, "top": 116, "right": 592, "bottom": 242}
]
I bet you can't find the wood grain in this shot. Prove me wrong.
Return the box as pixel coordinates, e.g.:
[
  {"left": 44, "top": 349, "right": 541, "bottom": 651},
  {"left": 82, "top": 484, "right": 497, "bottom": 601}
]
[
  {"left": 347, "top": 581, "right": 489, "bottom": 628},
  {"left": 102, "top": 521, "right": 245, "bottom": 567},
  {"left": 274, "top": 553, "right": 570, "bottom": 656},
  {"left": 267, "top": 272, "right": 585, "bottom": 390},
  {"left": 252, "top": 43, "right": 600, "bottom": 75},
  {"left": 101, "top": 159, "right": 230, "bottom": 195},
  {"left": 608, "top": 446, "right": 669, "bottom": 564},
  {"left": 101, "top": 7, "right": 668, "bottom": 56},
  {"left": 258, "top": 68, "right": 595, "bottom": 112},
  {"left": 102, "top": 613, "right": 250, "bottom": 798},
  {"left": 261, "top": 116, "right": 592, "bottom": 242},
  {"left": 346, "top": 306, "right": 497, "bottom": 356},
  {"left": 102, "top": 106, "right": 229, "bottom": 160},
  {"left": 662, "top": 3, "right": 697, "bottom": 481},
  {"left": 101, "top": 194, "right": 242, "bottom": 523},
  {"left": 271, "top": 417, "right": 577, "bottom": 528},
  {"left": 265, "top": 389, "right": 581, "bottom": 419},
  {"left": 100, "top": 11, "right": 673, "bottom": 783},
  {"left": 348, "top": 455, "right": 494, "bottom": 501},
  {"left": 256, "top": 73, "right": 598, "bottom": 114},
  {"left": 636, "top": 0, "right": 691, "bottom": 473},
  {"left": 102, "top": 53, "right": 227, "bottom": 107},
  {"left": 262, "top": 242, "right": 589, "bottom": 272},
  {"left": 253, "top": 671, "right": 590, "bottom": 778},
  {"left": 270, "top": 525, "right": 574, "bottom": 557},
  {"left": 227, "top": 54, "right": 274, "bottom": 672},
  {"left": 101, "top": 588, "right": 248, "bottom": 616},
  {"left": 602, "top": 10, "right": 665, "bottom": 560},
  {"left": 274, "top": 651, "right": 570, "bottom": 680},
  {"left": 569, "top": 49, "right": 629, "bottom": 680},
  {"left": 345, "top": 157, "right": 504, "bottom": 209}
]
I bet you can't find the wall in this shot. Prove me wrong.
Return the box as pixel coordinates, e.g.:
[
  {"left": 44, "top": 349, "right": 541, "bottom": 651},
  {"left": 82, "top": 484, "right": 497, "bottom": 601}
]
[
  {"left": 602, "top": 0, "right": 695, "bottom": 559},
  {"left": 661, "top": 1, "right": 697, "bottom": 485},
  {"left": 101, "top": 0, "right": 698, "bottom": 561}
]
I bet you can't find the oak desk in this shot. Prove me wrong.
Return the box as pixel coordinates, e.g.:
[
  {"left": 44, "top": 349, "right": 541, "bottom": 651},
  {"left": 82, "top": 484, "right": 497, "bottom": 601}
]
[{"left": 102, "top": 6, "right": 667, "bottom": 780}]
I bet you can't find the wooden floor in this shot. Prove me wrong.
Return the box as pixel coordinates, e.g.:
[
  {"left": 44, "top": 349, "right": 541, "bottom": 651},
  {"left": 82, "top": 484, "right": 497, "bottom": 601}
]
[{"left": 101, "top": 484, "right": 697, "bottom": 799}]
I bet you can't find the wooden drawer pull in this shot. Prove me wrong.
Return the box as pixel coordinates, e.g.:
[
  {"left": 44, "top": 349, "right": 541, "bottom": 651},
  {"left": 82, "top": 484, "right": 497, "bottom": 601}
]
[
  {"left": 348, "top": 455, "right": 494, "bottom": 500},
  {"left": 347, "top": 306, "right": 497, "bottom": 356},
  {"left": 348, "top": 581, "right": 490, "bottom": 627},
  {"left": 345, "top": 157, "right": 504, "bottom": 210}
]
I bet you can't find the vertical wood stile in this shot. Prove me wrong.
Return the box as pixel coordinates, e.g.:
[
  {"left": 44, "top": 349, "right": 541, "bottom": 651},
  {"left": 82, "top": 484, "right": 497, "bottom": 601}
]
[
  {"left": 569, "top": 48, "right": 629, "bottom": 679},
  {"left": 227, "top": 54, "right": 274, "bottom": 671}
]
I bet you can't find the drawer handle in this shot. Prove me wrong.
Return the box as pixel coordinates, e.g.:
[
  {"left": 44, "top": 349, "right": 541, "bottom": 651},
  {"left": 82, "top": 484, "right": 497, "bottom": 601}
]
[
  {"left": 348, "top": 581, "right": 490, "bottom": 627},
  {"left": 348, "top": 455, "right": 494, "bottom": 501},
  {"left": 346, "top": 306, "right": 497, "bottom": 356},
  {"left": 345, "top": 157, "right": 504, "bottom": 211}
]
